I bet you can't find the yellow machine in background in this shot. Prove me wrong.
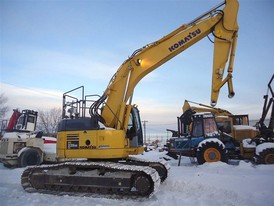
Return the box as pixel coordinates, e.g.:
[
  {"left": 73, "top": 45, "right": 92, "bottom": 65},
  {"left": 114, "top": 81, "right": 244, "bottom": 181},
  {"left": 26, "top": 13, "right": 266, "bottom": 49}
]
[
  {"left": 182, "top": 100, "right": 259, "bottom": 143},
  {"left": 22, "top": 0, "right": 239, "bottom": 197},
  {"left": 168, "top": 74, "right": 273, "bottom": 163}
]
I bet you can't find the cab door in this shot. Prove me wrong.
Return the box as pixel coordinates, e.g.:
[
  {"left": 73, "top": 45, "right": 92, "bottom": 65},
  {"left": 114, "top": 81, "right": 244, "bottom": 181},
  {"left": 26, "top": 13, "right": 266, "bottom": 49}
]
[{"left": 127, "top": 107, "right": 143, "bottom": 147}]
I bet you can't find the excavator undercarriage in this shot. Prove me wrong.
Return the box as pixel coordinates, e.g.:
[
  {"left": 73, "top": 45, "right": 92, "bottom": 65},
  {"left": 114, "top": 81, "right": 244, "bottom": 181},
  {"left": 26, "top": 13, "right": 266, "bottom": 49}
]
[{"left": 21, "top": 158, "right": 169, "bottom": 198}]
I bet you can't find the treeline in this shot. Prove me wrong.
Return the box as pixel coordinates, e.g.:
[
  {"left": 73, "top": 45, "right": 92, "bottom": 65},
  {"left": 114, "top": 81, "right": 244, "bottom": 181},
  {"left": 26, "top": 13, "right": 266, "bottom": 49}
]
[
  {"left": 36, "top": 108, "right": 62, "bottom": 137},
  {"left": 0, "top": 93, "right": 62, "bottom": 137}
]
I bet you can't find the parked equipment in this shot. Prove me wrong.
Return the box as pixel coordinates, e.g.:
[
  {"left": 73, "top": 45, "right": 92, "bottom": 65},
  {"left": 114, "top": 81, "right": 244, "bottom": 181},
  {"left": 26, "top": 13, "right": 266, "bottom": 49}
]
[
  {"left": 21, "top": 0, "right": 239, "bottom": 198},
  {"left": 256, "top": 74, "right": 274, "bottom": 140},
  {"left": 167, "top": 112, "right": 229, "bottom": 164},
  {"left": 167, "top": 75, "right": 274, "bottom": 164},
  {"left": 182, "top": 100, "right": 258, "bottom": 144},
  {"left": 0, "top": 109, "right": 56, "bottom": 168}
]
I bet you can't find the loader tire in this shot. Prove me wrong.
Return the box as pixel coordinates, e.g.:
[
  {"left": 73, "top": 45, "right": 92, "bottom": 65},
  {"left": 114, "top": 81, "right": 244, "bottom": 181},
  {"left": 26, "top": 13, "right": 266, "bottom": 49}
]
[
  {"left": 257, "top": 148, "right": 274, "bottom": 164},
  {"left": 18, "top": 148, "right": 42, "bottom": 167},
  {"left": 196, "top": 141, "right": 228, "bottom": 165}
]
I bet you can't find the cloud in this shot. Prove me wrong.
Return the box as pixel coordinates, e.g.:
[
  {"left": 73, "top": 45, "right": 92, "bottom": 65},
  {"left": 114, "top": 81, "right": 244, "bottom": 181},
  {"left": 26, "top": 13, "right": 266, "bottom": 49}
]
[
  {"left": 2, "top": 44, "right": 119, "bottom": 84},
  {"left": 1, "top": 83, "right": 62, "bottom": 116},
  {"left": 134, "top": 97, "right": 180, "bottom": 125},
  {"left": 1, "top": 82, "right": 180, "bottom": 133}
]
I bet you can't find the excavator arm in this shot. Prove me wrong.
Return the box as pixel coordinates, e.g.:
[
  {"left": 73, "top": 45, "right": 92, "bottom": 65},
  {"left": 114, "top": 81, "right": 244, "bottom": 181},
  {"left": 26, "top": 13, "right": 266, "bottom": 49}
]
[{"left": 91, "top": 0, "right": 239, "bottom": 129}]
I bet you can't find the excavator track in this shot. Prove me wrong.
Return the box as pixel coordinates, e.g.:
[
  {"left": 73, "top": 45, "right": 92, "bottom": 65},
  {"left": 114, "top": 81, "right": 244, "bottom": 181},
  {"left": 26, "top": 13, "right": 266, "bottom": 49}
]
[
  {"left": 21, "top": 161, "right": 161, "bottom": 198},
  {"left": 125, "top": 157, "right": 170, "bottom": 182}
]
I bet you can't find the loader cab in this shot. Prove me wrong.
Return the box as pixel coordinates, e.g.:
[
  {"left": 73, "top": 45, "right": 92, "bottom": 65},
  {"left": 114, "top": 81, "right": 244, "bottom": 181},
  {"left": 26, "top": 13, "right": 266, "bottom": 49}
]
[
  {"left": 231, "top": 115, "right": 249, "bottom": 126},
  {"left": 15, "top": 110, "right": 38, "bottom": 132},
  {"left": 166, "top": 112, "right": 220, "bottom": 157},
  {"left": 127, "top": 107, "right": 143, "bottom": 147},
  {"left": 191, "top": 113, "right": 219, "bottom": 138},
  {"left": 215, "top": 114, "right": 249, "bottom": 135}
]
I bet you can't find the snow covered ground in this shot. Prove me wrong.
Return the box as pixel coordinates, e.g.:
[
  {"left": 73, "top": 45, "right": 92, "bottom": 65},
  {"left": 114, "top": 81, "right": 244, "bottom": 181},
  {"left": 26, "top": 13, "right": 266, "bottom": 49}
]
[{"left": 0, "top": 150, "right": 273, "bottom": 206}]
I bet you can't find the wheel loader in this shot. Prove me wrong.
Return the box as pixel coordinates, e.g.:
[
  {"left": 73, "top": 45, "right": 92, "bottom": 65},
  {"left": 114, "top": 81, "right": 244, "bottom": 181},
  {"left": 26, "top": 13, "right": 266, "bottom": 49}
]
[
  {"left": 167, "top": 75, "right": 274, "bottom": 164},
  {"left": 0, "top": 109, "right": 56, "bottom": 168}
]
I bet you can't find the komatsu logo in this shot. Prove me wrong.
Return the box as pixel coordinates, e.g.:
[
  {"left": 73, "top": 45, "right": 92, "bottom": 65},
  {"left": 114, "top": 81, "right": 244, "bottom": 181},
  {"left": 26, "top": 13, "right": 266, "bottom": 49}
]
[{"left": 168, "top": 29, "right": 201, "bottom": 52}]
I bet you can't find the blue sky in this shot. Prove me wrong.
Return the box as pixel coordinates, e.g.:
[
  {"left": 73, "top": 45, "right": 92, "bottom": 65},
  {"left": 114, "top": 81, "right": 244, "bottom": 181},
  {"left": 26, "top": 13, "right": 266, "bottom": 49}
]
[{"left": 1, "top": 0, "right": 274, "bottom": 137}]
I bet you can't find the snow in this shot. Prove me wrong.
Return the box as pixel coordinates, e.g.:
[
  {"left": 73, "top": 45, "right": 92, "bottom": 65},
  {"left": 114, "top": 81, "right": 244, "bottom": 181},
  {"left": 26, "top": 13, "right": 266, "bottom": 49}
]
[
  {"left": 43, "top": 143, "right": 56, "bottom": 154},
  {"left": 242, "top": 138, "right": 256, "bottom": 148},
  {"left": 1, "top": 151, "right": 274, "bottom": 206},
  {"left": 2, "top": 133, "right": 57, "bottom": 142},
  {"left": 256, "top": 142, "right": 274, "bottom": 155},
  {"left": 233, "top": 125, "right": 257, "bottom": 131},
  {"left": 2, "top": 132, "right": 35, "bottom": 139},
  {"left": 197, "top": 138, "right": 225, "bottom": 149}
]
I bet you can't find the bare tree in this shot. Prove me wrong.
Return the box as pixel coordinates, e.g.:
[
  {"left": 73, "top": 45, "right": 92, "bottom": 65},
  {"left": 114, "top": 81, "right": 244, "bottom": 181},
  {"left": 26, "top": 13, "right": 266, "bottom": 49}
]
[
  {"left": 37, "top": 107, "right": 62, "bottom": 136},
  {"left": 0, "top": 93, "right": 9, "bottom": 119}
]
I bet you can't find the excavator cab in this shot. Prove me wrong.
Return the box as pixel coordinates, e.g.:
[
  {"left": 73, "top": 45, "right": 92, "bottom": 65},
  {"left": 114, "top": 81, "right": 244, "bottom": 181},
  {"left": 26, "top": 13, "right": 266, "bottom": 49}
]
[
  {"left": 126, "top": 107, "right": 143, "bottom": 147},
  {"left": 61, "top": 86, "right": 143, "bottom": 147},
  {"left": 57, "top": 86, "right": 145, "bottom": 160}
]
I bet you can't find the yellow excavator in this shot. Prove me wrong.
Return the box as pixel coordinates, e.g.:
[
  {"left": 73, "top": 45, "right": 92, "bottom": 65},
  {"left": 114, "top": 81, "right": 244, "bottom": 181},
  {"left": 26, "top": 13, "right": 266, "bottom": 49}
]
[{"left": 21, "top": 0, "right": 239, "bottom": 197}]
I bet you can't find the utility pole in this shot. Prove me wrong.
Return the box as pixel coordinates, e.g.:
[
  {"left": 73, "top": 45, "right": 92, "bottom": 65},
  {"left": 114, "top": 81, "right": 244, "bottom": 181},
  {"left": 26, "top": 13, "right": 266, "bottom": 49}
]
[{"left": 142, "top": 120, "right": 148, "bottom": 145}]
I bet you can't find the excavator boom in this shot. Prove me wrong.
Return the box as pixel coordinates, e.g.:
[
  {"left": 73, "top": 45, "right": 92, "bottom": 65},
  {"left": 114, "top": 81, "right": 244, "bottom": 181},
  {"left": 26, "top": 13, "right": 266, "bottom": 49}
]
[{"left": 94, "top": 0, "right": 239, "bottom": 129}]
